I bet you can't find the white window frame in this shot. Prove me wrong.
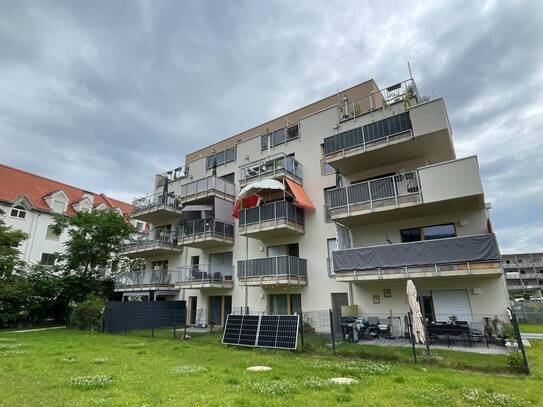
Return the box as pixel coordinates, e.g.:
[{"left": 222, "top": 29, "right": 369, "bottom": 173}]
[
  {"left": 10, "top": 206, "right": 26, "bottom": 220},
  {"left": 45, "top": 224, "right": 60, "bottom": 241}
]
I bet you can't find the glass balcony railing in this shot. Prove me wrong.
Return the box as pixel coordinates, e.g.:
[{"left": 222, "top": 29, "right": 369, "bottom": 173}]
[
  {"left": 176, "top": 264, "right": 234, "bottom": 288},
  {"left": 238, "top": 200, "right": 304, "bottom": 227},
  {"left": 113, "top": 269, "right": 176, "bottom": 290}
]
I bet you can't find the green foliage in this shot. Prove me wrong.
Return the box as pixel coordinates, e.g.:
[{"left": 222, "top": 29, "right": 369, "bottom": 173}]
[
  {"left": 69, "top": 295, "right": 106, "bottom": 331},
  {"left": 506, "top": 352, "right": 523, "bottom": 369},
  {"left": 0, "top": 274, "right": 31, "bottom": 326},
  {"left": 52, "top": 210, "right": 134, "bottom": 273},
  {"left": 0, "top": 209, "right": 29, "bottom": 278}
]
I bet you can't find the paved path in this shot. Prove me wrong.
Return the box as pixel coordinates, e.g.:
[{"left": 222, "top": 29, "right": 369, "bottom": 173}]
[
  {"left": 7, "top": 326, "right": 66, "bottom": 333},
  {"left": 522, "top": 333, "right": 543, "bottom": 340}
]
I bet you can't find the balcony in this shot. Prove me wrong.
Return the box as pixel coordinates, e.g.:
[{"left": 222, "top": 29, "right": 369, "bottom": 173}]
[
  {"left": 325, "top": 156, "right": 484, "bottom": 226},
  {"left": 178, "top": 218, "right": 234, "bottom": 248},
  {"left": 175, "top": 264, "right": 234, "bottom": 289},
  {"left": 113, "top": 270, "right": 177, "bottom": 292},
  {"left": 131, "top": 192, "right": 184, "bottom": 223},
  {"left": 239, "top": 153, "right": 303, "bottom": 188},
  {"left": 332, "top": 234, "right": 502, "bottom": 282},
  {"left": 239, "top": 200, "right": 304, "bottom": 239},
  {"left": 237, "top": 256, "right": 308, "bottom": 287},
  {"left": 119, "top": 239, "right": 183, "bottom": 258},
  {"left": 177, "top": 175, "right": 235, "bottom": 204},
  {"left": 323, "top": 95, "right": 454, "bottom": 175}
]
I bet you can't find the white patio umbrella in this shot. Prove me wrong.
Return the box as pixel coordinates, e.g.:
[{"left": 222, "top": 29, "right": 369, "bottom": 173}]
[
  {"left": 406, "top": 279, "right": 426, "bottom": 344},
  {"left": 237, "top": 178, "right": 285, "bottom": 200}
]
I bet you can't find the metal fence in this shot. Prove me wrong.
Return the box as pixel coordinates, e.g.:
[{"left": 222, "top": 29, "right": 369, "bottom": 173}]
[
  {"left": 132, "top": 192, "right": 180, "bottom": 212},
  {"left": 102, "top": 301, "right": 186, "bottom": 339},
  {"left": 299, "top": 309, "right": 529, "bottom": 374},
  {"left": 177, "top": 264, "right": 234, "bottom": 287},
  {"left": 113, "top": 269, "right": 176, "bottom": 291},
  {"left": 178, "top": 175, "right": 235, "bottom": 201},
  {"left": 178, "top": 218, "right": 234, "bottom": 239},
  {"left": 237, "top": 256, "right": 308, "bottom": 279},
  {"left": 325, "top": 171, "right": 421, "bottom": 213},
  {"left": 238, "top": 200, "right": 304, "bottom": 226}
]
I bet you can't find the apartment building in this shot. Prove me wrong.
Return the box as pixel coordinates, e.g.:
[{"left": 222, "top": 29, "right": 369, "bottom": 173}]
[
  {"left": 0, "top": 164, "right": 135, "bottom": 266},
  {"left": 115, "top": 77, "right": 510, "bottom": 326},
  {"left": 502, "top": 252, "right": 543, "bottom": 298}
]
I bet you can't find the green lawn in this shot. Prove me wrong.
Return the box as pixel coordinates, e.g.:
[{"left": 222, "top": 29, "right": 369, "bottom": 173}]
[
  {"left": 520, "top": 323, "right": 543, "bottom": 334},
  {"left": 0, "top": 329, "right": 542, "bottom": 406}
]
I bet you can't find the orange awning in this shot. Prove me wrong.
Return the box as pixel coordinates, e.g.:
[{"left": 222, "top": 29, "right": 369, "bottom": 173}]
[{"left": 285, "top": 178, "right": 315, "bottom": 211}]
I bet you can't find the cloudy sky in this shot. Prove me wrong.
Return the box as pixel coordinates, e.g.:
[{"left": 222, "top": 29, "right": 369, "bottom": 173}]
[{"left": 0, "top": 0, "right": 542, "bottom": 252}]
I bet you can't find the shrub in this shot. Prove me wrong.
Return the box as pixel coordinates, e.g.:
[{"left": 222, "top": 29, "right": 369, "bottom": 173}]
[
  {"left": 506, "top": 352, "right": 523, "bottom": 369},
  {"left": 69, "top": 295, "right": 105, "bottom": 330}
]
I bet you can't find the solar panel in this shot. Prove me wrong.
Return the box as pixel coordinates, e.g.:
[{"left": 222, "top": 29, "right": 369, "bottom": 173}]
[
  {"left": 275, "top": 315, "right": 299, "bottom": 350},
  {"left": 223, "top": 314, "right": 299, "bottom": 350},
  {"left": 222, "top": 314, "right": 242, "bottom": 345},
  {"left": 257, "top": 315, "right": 280, "bottom": 348},
  {"left": 239, "top": 315, "right": 259, "bottom": 346}
]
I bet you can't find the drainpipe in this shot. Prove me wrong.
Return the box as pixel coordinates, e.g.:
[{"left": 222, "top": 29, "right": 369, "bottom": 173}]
[
  {"left": 244, "top": 234, "right": 249, "bottom": 314},
  {"left": 27, "top": 211, "right": 41, "bottom": 262}
]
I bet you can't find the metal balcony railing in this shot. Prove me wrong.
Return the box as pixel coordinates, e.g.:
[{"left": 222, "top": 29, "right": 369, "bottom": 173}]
[
  {"left": 238, "top": 200, "right": 304, "bottom": 227},
  {"left": 324, "top": 112, "right": 413, "bottom": 156},
  {"left": 237, "top": 256, "right": 307, "bottom": 280},
  {"left": 239, "top": 153, "right": 303, "bottom": 185},
  {"left": 132, "top": 192, "right": 181, "bottom": 214},
  {"left": 325, "top": 171, "right": 420, "bottom": 213},
  {"left": 177, "top": 264, "right": 234, "bottom": 287},
  {"left": 178, "top": 218, "right": 234, "bottom": 240},
  {"left": 342, "top": 78, "right": 420, "bottom": 121},
  {"left": 178, "top": 175, "right": 235, "bottom": 201},
  {"left": 113, "top": 269, "right": 176, "bottom": 290},
  {"left": 119, "top": 238, "right": 179, "bottom": 254}
]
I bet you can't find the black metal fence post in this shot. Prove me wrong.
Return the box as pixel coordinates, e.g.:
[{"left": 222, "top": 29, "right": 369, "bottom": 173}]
[
  {"left": 329, "top": 309, "right": 336, "bottom": 355},
  {"left": 407, "top": 312, "right": 417, "bottom": 363},
  {"left": 300, "top": 317, "right": 305, "bottom": 352},
  {"left": 511, "top": 312, "right": 529, "bottom": 374},
  {"left": 172, "top": 310, "right": 177, "bottom": 340}
]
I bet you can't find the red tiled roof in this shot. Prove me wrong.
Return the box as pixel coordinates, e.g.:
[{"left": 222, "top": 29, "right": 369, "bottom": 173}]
[{"left": 0, "top": 163, "right": 134, "bottom": 216}]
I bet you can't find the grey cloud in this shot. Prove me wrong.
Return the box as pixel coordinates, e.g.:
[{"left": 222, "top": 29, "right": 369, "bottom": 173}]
[{"left": 0, "top": 0, "right": 542, "bottom": 251}]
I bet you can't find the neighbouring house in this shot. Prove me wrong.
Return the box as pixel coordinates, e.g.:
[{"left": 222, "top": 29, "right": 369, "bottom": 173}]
[
  {"left": 114, "top": 77, "right": 510, "bottom": 327},
  {"left": 502, "top": 252, "right": 543, "bottom": 299},
  {"left": 0, "top": 163, "right": 139, "bottom": 268}
]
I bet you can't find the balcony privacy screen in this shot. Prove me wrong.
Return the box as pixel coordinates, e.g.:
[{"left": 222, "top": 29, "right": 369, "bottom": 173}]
[{"left": 332, "top": 234, "right": 501, "bottom": 272}]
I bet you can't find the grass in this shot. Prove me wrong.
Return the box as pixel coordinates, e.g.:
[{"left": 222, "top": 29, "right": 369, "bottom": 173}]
[
  {"left": 520, "top": 323, "right": 543, "bottom": 333},
  {"left": 0, "top": 329, "right": 541, "bottom": 406}
]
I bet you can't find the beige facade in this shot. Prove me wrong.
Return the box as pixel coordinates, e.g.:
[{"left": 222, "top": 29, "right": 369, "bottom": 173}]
[{"left": 116, "top": 78, "right": 509, "bottom": 325}]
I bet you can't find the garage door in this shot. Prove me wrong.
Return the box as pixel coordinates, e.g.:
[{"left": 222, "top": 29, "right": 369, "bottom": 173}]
[{"left": 432, "top": 290, "right": 472, "bottom": 321}]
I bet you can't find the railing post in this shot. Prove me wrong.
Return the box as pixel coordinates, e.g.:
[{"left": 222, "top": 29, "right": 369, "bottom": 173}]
[
  {"left": 276, "top": 257, "right": 279, "bottom": 284},
  {"left": 329, "top": 309, "right": 336, "bottom": 355},
  {"left": 392, "top": 175, "right": 399, "bottom": 208},
  {"left": 512, "top": 312, "right": 530, "bottom": 374},
  {"left": 346, "top": 185, "right": 351, "bottom": 215}
]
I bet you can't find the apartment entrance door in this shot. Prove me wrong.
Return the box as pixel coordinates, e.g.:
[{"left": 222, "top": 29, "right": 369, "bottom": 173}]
[
  {"left": 331, "top": 293, "right": 349, "bottom": 334},
  {"left": 208, "top": 295, "right": 232, "bottom": 326},
  {"left": 188, "top": 296, "right": 198, "bottom": 325}
]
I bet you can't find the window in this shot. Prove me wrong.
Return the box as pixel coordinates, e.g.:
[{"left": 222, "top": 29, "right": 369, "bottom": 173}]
[
  {"left": 206, "top": 147, "right": 236, "bottom": 170},
  {"left": 52, "top": 200, "right": 65, "bottom": 214},
  {"left": 45, "top": 225, "right": 60, "bottom": 241},
  {"left": 400, "top": 228, "right": 421, "bottom": 243},
  {"left": 220, "top": 172, "right": 235, "bottom": 184},
  {"left": 260, "top": 125, "right": 299, "bottom": 151},
  {"left": 423, "top": 224, "right": 456, "bottom": 240},
  {"left": 10, "top": 206, "right": 26, "bottom": 219},
  {"left": 40, "top": 253, "right": 56, "bottom": 266},
  {"left": 268, "top": 294, "right": 301, "bottom": 315},
  {"left": 134, "top": 221, "right": 145, "bottom": 232},
  {"left": 400, "top": 223, "right": 456, "bottom": 243},
  {"left": 267, "top": 243, "right": 299, "bottom": 257},
  {"left": 327, "top": 238, "right": 338, "bottom": 276}
]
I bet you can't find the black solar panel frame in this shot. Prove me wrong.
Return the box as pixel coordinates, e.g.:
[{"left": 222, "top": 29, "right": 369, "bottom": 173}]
[{"left": 222, "top": 314, "right": 299, "bottom": 350}]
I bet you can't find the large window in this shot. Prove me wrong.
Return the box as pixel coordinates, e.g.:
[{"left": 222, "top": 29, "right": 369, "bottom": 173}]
[
  {"left": 261, "top": 124, "right": 299, "bottom": 151},
  {"left": 400, "top": 223, "right": 456, "bottom": 243},
  {"left": 40, "top": 253, "right": 56, "bottom": 266},
  {"left": 45, "top": 225, "right": 60, "bottom": 241},
  {"left": 327, "top": 238, "right": 338, "bottom": 276},
  {"left": 10, "top": 206, "right": 26, "bottom": 219},
  {"left": 268, "top": 294, "right": 301, "bottom": 315},
  {"left": 205, "top": 147, "right": 236, "bottom": 170}
]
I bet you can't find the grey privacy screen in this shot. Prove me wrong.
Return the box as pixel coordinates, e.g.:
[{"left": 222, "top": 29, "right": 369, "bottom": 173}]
[{"left": 332, "top": 234, "right": 500, "bottom": 272}]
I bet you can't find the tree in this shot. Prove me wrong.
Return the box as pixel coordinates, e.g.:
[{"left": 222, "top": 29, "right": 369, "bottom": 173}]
[
  {"left": 0, "top": 208, "right": 29, "bottom": 278},
  {"left": 52, "top": 210, "right": 134, "bottom": 274}
]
